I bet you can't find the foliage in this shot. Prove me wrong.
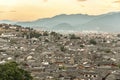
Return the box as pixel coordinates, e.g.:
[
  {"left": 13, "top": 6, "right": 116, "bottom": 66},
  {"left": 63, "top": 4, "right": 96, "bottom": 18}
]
[
  {"left": 60, "top": 46, "right": 66, "bottom": 52},
  {"left": 50, "top": 32, "right": 57, "bottom": 36},
  {"left": 22, "top": 31, "right": 42, "bottom": 39},
  {"left": 29, "top": 31, "right": 42, "bottom": 38},
  {"left": 10, "top": 39, "right": 17, "bottom": 44},
  {"left": 117, "top": 64, "right": 120, "bottom": 69},
  {"left": 104, "top": 49, "right": 111, "bottom": 53},
  {"left": 117, "top": 34, "right": 120, "bottom": 37},
  {"left": 80, "top": 44, "right": 85, "bottom": 48},
  {"left": 44, "top": 39, "right": 49, "bottom": 42},
  {"left": 43, "top": 31, "right": 49, "bottom": 36},
  {"left": 69, "top": 34, "right": 80, "bottom": 39},
  {"left": 89, "top": 39, "right": 97, "bottom": 45},
  {"left": 0, "top": 61, "right": 33, "bottom": 80}
]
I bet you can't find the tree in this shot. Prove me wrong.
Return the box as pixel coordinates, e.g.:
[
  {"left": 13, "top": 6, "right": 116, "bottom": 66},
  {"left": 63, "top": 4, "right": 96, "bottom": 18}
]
[
  {"left": 50, "top": 31, "right": 57, "bottom": 36},
  {"left": 0, "top": 61, "right": 33, "bottom": 80},
  {"left": 89, "top": 39, "right": 97, "bottom": 45},
  {"left": 69, "top": 34, "right": 80, "bottom": 39},
  {"left": 60, "top": 46, "right": 66, "bottom": 52},
  {"left": 43, "top": 31, "right": 49, "bottom": 36},
  {"left": 117, "top": 34, "right": 120, "bottom": 37}
]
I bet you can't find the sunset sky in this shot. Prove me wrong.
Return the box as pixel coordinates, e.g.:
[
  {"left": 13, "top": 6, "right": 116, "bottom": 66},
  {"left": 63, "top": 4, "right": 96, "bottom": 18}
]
[{"left": 0, "top": 0, "right": 120, "bottom": 21}]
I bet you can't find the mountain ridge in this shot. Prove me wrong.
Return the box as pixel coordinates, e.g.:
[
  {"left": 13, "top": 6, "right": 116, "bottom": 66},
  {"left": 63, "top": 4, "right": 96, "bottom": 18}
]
[{"left": 0, "top": 12, "right": 120, "bottom": 32}]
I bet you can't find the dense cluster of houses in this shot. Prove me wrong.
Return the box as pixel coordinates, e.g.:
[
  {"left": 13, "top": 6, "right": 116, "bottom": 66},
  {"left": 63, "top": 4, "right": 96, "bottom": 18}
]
[{"left": 0, "top": 24, "right": 120, "bottom": 80}]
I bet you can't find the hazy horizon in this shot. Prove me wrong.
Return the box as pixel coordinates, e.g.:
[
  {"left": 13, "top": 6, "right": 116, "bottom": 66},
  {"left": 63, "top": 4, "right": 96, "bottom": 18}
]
[
  {"left": 0, "top": 0, "right": 120, "bottom": 21},
  {"left": 0, "top": 11, "right": 119, "bottom": 22}
]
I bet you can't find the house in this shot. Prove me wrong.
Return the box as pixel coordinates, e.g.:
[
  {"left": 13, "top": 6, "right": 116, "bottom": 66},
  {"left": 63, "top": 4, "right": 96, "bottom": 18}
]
[
  {"left": 78, "top": 70, "right": 100, "bottom": 80},
  {"left": 0, "top": 33, "right": 16, "bottom": 38}
]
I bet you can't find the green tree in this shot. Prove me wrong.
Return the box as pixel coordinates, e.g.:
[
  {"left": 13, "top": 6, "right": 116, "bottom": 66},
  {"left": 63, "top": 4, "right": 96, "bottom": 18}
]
[
  {"left": 43, "top": 31, "right": 49, "bottom": 36},
  {"left": 60, "top": 46, "right": 66, "bottom": 52},
  {"left": 117, "top": 34, "right": 120, "bottom": 37},
  {"left": 69, "top": 34, "right": 80, "bottom": 39},
  {"left": 0, "top": 61, "right": 33, "bottom": 80},
  {"left": 89, "top": 39, "right": 97, "bottom": 45},
  {"left": 50, "top": 31, "right": 57, "bottom": 36}
]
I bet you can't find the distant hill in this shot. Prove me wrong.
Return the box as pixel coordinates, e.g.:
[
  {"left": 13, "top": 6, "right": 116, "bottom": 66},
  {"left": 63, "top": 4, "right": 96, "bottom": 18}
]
[
  {"left": 0, "top": 12, "right": 120, "bottom": 32},
  {"left": 78, "top": 12, "right": 120, "bottom": 32},
  {"left": 52, "top": 23, "right": 74, "bottom": 30},
  {"left": 0, "top": 20, "right": 16, "bottom": 24},
  {"left": 16, "top": 14, "right": 96, "bottom": 30}
]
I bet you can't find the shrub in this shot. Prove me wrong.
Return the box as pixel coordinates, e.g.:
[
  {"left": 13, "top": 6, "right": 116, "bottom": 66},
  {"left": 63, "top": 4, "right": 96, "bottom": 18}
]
[
  {"left": 89, "top": 39, "right": 97, "bottom": 45},
  {"left": 0, "top": 61, "right": 33, "bottom": 80}
]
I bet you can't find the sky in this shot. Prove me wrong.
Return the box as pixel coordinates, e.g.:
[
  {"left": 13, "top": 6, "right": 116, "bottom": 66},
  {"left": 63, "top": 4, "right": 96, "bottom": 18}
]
[{"left": 0, "top": 0, "right": 120, "bottom": 21}]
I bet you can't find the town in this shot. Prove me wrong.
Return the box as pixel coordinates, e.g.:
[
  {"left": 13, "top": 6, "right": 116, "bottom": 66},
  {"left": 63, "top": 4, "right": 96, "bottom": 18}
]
[{"left": 0, "top": 24, "right": 120, "bottom": 80}]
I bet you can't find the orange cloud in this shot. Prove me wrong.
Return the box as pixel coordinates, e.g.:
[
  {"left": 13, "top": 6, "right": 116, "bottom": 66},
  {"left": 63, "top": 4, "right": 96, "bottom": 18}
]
[
  {"left": 0, "top": 10, "right": 16, "bottom": 13},
  {"left": 77, "top": 0, "right": 86, "bottom": 2},
  {"left": 43, "top": 0, "right": 48, "bottom": 2},
  {"left": 114, "top": 0, "right": 120, "bottom": 3}
]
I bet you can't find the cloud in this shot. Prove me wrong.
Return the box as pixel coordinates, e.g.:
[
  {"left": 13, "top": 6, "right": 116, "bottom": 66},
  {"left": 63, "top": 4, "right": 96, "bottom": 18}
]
[
  {"left": 43, "top": 0, "right": 48, "bottom": 2},
  {"left": 0, "top": 11, "right": 3, "bottom": 13},
  {"left": 77, "top": 0, "right": 87, "bottom": 2},
  {"left": 114, "top": 0, "right": 120, "bottom": 3},
  {"left": 9, "top": 10, "right": 16, "bottom": 12},
  {"left": 0, "top": 10, "right": 16, "bottom": 13}
]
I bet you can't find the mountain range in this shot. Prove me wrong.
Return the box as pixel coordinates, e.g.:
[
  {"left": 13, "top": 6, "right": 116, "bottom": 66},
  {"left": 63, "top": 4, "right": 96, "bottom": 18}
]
[{"left": 0, "top": 12, "right": 120, "bottom": 32}]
